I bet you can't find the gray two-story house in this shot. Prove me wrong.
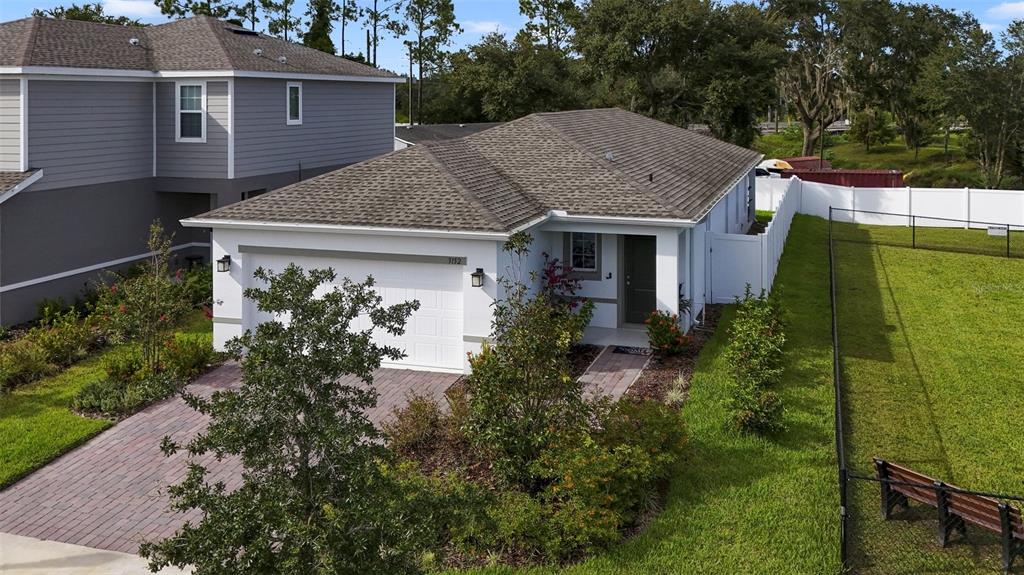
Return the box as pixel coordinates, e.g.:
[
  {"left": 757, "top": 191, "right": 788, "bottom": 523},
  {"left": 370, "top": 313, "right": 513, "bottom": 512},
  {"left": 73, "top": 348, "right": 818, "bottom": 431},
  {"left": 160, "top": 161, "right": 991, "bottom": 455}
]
[{"left": 0, "top": 15, "right": 400, "bottom": 325}]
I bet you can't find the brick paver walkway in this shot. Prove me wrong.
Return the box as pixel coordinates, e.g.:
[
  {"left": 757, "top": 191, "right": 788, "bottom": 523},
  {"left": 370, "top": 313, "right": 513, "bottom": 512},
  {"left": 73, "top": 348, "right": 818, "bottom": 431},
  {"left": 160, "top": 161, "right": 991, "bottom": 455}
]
[
  {"left": 580, "top": 346, "right": 650, "bottom": 400},
  {"left": 0, "top": 363, "right": 459, "bottom": 555}
]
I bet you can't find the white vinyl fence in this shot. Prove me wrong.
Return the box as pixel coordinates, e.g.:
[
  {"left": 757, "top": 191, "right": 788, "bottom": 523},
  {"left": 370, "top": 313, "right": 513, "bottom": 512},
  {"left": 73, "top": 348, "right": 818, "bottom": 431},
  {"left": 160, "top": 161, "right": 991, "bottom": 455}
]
[
  {"left": 708, "top": 176, "right": 799, "bottom": 303},
  {"left": 710, "top": 177, "right": 1024, "bottom": 303},
  {"left": 757, "top": 178, "right": 1024, "bottom": 229}
]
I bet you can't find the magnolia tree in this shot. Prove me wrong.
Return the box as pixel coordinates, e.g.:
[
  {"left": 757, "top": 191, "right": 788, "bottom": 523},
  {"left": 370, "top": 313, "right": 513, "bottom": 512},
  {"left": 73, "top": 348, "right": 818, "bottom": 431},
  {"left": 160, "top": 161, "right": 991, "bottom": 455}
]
[{"left": 140, "top": 265, "right": 434, "bottom": 574}]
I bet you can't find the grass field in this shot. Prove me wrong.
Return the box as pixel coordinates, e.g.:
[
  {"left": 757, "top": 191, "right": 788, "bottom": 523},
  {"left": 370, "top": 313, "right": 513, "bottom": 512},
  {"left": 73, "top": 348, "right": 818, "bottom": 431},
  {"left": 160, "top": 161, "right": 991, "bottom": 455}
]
[
  {"left": 832, "top": 221, "right": 1024, "bottom": 573},
  {"left": 0, "top": 312, "right": 213, "bottom": 488},
  {"left": 465, "top": 214, "right": 840, "bottom": 575}
]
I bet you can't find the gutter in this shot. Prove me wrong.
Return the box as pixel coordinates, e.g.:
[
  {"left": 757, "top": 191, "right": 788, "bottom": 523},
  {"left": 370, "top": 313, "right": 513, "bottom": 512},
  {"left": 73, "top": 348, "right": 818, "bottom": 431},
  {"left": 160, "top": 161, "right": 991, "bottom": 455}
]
[{"left": 179, "top": 217, "right": 512, "bottom": 241}]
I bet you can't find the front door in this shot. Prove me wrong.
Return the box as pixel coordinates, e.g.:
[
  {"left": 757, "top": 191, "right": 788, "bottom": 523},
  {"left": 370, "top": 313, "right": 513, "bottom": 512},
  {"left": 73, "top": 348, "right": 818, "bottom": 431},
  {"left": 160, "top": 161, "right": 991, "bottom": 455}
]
[{"left": 623, "top": 235, "right": 657, "bottom": 324}]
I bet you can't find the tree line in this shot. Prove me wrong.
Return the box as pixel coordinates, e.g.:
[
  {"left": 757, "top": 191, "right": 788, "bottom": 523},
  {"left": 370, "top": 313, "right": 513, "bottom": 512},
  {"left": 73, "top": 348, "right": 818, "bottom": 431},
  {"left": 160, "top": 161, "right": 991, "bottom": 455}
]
[{"left": 31, "top": 0, "right": 1024, "bottom": 188}]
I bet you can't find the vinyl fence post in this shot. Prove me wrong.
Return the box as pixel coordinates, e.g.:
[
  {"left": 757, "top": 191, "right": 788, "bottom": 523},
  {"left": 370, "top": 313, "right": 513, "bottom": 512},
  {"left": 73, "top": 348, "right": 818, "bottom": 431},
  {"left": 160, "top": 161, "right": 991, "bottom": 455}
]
[{"left": 912, "top": 216, "right": 916, "bottom": 249}]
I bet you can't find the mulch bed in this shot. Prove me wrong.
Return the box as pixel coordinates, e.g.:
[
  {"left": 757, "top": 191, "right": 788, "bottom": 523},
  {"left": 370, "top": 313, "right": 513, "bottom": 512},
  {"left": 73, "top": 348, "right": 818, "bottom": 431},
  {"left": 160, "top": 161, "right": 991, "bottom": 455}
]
[
  {"left": 626, "top": 305, "right": 723, "bottom": 403},
  {"left": 569, "top": 343, "right": 603, "bottom": 379}
]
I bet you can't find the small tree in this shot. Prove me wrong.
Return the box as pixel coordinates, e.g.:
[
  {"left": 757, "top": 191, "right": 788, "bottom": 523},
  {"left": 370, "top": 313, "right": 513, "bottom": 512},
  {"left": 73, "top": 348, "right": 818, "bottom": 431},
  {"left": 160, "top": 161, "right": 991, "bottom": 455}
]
[
  {"left": 96, "top": 221, "right": 190, "bottom": 374},
  {"left": 464, "top": 232, "right": 594, "bottom": 489},
  {"left": 140, "top": 265, "right": 433, "bottom": 574},
  {"left": 849, "top": 108, "right": 897, "bottom": 151}
]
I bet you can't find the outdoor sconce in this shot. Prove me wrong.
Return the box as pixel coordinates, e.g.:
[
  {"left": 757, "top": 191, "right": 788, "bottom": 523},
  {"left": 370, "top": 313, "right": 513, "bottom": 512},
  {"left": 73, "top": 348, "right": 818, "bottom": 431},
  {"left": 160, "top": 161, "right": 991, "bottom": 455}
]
[
  {"left": 471, "top": 268, "right": 485, "bottom": 288},
  {"left": 216, "top": 255, "right": 231, "bottom": 273}
]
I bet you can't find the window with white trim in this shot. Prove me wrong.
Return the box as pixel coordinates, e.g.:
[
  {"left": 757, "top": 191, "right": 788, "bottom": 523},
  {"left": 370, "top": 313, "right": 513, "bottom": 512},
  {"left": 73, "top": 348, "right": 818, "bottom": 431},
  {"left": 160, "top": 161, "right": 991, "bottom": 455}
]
[
  {"left": 570, "top": 232, "right": 598, "bottom": 271},
  {"left": 287, "top": 82, "right": 302, "bottom": 125},
  {"left": 176, "top": 83, "right": 205, "bottom": 142}
]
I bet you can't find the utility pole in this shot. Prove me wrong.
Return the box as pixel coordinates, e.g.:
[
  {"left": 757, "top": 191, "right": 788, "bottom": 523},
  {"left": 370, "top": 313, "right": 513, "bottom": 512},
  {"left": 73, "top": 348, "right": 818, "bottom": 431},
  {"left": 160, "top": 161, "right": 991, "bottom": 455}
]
[
  {"left": 366, "top": 29, "right": 371, "bottom": 65},
  {"left": 407, "top": 41, "right": 414, "bottom": 125}
]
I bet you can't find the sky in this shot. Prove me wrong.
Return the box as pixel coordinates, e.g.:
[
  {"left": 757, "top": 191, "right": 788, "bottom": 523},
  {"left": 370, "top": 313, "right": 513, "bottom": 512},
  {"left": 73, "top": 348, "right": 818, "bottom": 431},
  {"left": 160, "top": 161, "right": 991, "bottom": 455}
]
[{"left": 1, "top": 0, "right": 1023, "bottom": 74}]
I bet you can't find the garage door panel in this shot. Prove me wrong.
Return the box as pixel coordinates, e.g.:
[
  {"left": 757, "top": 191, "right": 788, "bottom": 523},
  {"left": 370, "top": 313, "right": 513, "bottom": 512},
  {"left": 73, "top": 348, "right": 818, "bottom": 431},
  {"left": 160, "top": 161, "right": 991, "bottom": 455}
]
[{"left": 246, "top": 253, "right": 465, "bottom": 370}]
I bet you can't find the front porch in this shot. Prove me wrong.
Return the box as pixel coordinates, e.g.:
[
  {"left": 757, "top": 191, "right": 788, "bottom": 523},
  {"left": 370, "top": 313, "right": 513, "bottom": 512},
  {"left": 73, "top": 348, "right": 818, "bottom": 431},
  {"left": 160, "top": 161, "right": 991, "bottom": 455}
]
[{"left": 582, "top": 324, "right": 649, "bottom": 348}]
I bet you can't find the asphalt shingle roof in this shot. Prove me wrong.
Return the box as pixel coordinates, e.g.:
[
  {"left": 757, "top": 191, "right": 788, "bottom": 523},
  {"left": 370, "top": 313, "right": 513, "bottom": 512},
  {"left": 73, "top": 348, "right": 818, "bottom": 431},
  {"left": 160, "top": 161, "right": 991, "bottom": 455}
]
[
  {"left": 0, "top": 16, "right": 395, "bottom": 78},
  {"left": 0, "top": 170, "right": 38, "bottom": 195},
  {"left": 195, "top": 108, "right": 763, "bottom": 233},
  {"left": 395, "top": 123, "right": 505, "bottom": 145}
]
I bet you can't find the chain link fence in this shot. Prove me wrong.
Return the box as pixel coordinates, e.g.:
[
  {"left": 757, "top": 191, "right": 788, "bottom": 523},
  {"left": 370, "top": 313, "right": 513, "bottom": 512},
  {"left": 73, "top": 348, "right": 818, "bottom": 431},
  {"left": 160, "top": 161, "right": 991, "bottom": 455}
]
[{"left": 828, "top": 208, "right": 1024, "bottom": 574}]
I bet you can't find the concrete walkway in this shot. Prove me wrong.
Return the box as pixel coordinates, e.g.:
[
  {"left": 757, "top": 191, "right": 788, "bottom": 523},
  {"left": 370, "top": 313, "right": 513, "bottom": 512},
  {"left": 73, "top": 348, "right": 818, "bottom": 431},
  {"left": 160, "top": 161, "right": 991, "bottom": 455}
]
[
  {"left": 0, "top": 532, "right": 186, "bottom": 574},
  {"left": 0, "top": 363, "right": 459, "bottom": 557},
  {"left": 580, "top": 346, "right": 650, "bottom": 400}
]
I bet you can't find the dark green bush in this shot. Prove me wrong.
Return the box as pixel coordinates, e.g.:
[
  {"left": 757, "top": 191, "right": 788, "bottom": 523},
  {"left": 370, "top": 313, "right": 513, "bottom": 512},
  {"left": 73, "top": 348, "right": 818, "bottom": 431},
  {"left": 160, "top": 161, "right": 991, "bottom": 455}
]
[
  {"left": 178, "top": 264, "right": 213, "bottom": 309},
  {"left": 73, "top": 372, "right": 179, "bottom": 417},
  {"left": 162, "top": 332, "right": 214, "bottom": 379},
  {"left": 726, "top": 286, "right": 785, "bottom": 390},
  {"left": 725, "top": 287, "right": 787, "bottom": 434},
  {"left": 730, "top": 383, "right": 786, "bottom": 435}
]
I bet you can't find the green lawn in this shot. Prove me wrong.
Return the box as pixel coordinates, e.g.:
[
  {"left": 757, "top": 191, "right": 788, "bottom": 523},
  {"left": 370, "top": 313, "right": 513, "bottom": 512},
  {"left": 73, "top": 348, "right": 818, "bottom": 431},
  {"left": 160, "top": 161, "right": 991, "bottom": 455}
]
[
  {"left": 0, "top": 312, "right": 213, "bottom": 488},
  {"left": 463, "top": 214, "right": 840, "bottom": 574},
  {"left": 832, "top": 221, "right": 1024, "bottom": 573}
]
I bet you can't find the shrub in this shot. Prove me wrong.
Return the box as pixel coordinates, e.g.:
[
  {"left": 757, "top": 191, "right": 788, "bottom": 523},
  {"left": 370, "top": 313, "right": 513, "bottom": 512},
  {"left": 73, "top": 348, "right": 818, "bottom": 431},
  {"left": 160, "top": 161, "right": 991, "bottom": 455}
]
[
  {"left": 27, "top": 310, "right": 99, "bottom": 367},
  {"left": 465, "top": 232, "right": 594, "bottom": 489},
  {"left": 730, "top": 383, "right": 786, "bottom": 435},
  {"left": 726, "top": 286, "right": 785, "bottom": 390},
  {"left": 383, "top": 394, "right": 446, "bottom": 456},
  {"left": 73, "top": 371, "right": 179, "bottom": 417},
  {"left": 645, "top": 310, "right": 690, "bottom": 356},
  {"left": 93, "top": 221, "right": 192, "bottom": 374},
  {"left": 102, "top": 346, "right": 145, "bottom": 382},
  {"left": 162, "top": 333, "right": 214, "bottom": 379},
  {"left": 0, "top": 339, "right": 55, "bottom": 391},
  {"left": 35, "top": 297, "right": 68, "bottom": 325},
  {"left": 179, "top": 264, "right": 213, "bottom": 309}
]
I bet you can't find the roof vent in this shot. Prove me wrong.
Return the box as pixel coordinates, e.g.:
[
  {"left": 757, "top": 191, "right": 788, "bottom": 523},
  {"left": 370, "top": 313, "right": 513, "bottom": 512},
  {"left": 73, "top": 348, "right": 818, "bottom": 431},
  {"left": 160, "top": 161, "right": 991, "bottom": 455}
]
[
  {"left": 253, "top": 47, "right": 263, "bottom": 56},
  {"left": 278, "top": 56, "right": 287, "bottom": 64},
  {"left": 229, "top": 27, "right": 260, "bottom": 36},
  {"left": 604, "top": 151, "right": 614, "bottom": 162},
  {"left": 128, "top": 37, "right": 140, "bottom": 47}
]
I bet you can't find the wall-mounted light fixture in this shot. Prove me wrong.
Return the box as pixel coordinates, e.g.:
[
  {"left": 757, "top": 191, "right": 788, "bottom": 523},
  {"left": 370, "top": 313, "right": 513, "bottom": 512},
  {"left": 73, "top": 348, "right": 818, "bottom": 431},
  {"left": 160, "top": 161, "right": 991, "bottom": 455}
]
[
  {"left": 471, "top": 268, "right": 485, "bottom": 288},
  {"left": 216, "top": 255, "right": 231, "bottom": 273}
]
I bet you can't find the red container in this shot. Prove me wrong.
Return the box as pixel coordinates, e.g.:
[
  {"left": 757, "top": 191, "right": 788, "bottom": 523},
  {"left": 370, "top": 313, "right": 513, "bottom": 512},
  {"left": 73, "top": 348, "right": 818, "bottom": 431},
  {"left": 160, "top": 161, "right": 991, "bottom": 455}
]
[
  {"left": 781, "top": 169, "right": 904, "bottom": 188},
  {"left": 783, "top": 156, "right": 833, "bottom": 170}
]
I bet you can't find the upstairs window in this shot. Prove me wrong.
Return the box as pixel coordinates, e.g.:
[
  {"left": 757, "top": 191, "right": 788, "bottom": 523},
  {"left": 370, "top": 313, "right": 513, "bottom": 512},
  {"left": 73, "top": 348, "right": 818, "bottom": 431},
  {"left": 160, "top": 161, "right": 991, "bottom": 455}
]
[
  {"left": 570, "top": 232, "right": 598, "bottom": 272},
  {"left": 287, "top": 82, "right": 302, "bottom": 125},
  {"left": 176, "top": 83, "right": 205, "bottom": 143}
]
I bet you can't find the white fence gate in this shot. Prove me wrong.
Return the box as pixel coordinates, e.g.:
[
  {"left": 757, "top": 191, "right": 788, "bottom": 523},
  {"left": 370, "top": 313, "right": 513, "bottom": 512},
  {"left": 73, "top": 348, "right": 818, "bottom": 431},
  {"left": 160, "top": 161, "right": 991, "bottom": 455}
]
[{"left": 708, "top": 177, "right": 799, "bottom": 303}]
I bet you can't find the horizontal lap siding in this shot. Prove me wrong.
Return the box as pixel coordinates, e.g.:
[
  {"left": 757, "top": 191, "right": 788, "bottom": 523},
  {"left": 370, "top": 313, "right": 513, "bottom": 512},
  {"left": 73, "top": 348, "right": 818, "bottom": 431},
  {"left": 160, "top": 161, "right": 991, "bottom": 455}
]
[
  {"left": 27, "top": 80, "right": 153, "bottom": 190},
  {"left": 234, "top": 79, "right": 393, "bottom": 178},
  {"left": 156, "top": 80, "right": 229, "bottom": 179},
  {"left": 0, "top": 79, "right": 19, "bottom": 170}
]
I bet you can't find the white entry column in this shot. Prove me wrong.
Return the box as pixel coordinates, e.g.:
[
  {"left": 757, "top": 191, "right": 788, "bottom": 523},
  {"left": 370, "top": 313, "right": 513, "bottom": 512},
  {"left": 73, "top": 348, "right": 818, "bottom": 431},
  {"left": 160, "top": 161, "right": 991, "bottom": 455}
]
[{"left": 654, "top": 229, "right": 680, "bottom": 317}]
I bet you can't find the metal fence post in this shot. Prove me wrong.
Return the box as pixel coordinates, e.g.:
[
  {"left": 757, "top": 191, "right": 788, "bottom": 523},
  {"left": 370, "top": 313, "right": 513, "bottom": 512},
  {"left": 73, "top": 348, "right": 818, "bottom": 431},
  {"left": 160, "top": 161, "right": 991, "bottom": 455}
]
[{"left": 1007, "top": 226, "right": 1012, "bottom": 258}]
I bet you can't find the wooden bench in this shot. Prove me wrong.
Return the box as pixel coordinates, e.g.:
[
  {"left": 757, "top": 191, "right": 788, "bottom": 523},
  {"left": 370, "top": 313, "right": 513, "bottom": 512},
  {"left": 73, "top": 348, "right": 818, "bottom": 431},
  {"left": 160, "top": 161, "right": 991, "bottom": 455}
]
[{"left": 875, "top": 458, "right": 1024, "bottom": 573}]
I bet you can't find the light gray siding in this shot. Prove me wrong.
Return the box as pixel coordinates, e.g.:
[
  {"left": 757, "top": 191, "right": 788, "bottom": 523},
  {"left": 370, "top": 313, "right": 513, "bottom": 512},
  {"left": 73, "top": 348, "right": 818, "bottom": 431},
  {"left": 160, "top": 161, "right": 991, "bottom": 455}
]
[
  {"left": 234, "top": 79, "right": 393, "bottom": 178},
  {"left": 0, "top": 79, "right": 19, "bottom": 171},
  {"left": 26, "top": 80, "right": 153, "bottom": 191},
  {"left": 156, "top": 80, "right": 229, "bottom": 179}
]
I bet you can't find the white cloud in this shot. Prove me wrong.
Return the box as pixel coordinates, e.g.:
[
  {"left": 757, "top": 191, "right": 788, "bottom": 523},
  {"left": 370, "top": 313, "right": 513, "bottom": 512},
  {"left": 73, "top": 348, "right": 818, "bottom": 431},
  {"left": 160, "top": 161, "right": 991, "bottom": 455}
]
[
  {"left": 981, "top": 22, "right": 1004, "bottom": 33},
  {"left": 987, "top": 2, "right": 1024, "bottom": 20},
  {"left": 102, "top": 0, "right": 163, "bottom": 18},
  {"left": 461, "top": 20, "right": 508, "bottom": 36}
]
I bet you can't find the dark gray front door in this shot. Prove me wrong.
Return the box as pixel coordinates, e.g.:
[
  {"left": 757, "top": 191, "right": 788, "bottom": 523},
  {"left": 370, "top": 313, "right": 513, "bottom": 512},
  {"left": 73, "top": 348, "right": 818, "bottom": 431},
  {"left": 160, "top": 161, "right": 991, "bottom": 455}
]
[{"left": 624, "top": 235, "right": 656, "bottom": 324}]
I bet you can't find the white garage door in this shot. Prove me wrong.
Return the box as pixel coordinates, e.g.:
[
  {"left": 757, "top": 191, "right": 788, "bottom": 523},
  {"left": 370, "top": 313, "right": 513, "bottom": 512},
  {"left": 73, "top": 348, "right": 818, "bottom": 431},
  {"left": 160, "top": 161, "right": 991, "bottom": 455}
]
[{"left": 245, "top": 251, "right": 465, "bottom": 371}]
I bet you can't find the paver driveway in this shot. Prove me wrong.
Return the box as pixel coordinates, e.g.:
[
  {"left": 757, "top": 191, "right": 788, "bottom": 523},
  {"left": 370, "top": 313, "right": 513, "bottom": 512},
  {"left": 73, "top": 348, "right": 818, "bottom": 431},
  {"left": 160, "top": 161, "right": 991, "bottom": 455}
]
[{"left": 0, "top": 363, "right": 459, "bottom": 555}]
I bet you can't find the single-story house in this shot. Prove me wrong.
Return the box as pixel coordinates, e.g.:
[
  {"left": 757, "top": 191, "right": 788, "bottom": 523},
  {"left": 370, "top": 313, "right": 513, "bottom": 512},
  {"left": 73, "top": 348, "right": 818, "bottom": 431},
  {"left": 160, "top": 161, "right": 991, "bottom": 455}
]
[
  {"left": 394, "top": 122, "right": 504, "bottom": 150},
  {"left": 184, "top": 108, "right": 762, "bottom": 373}
]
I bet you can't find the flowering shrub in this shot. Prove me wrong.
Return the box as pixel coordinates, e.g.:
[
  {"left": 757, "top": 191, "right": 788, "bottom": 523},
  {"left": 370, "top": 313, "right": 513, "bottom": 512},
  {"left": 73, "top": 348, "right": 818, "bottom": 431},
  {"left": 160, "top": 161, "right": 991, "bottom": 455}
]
[
  {"left": 163, "top": 333, "right": 215, "bottom": 379},
  {"left": 540, "top": 253, "right": 587, "bottom": 309},
  {"left": 94, "top": 221, "right": 191, "bottom": 374},
  {"left": 645, "top": 310, "right": 690, "bottom": 356}
]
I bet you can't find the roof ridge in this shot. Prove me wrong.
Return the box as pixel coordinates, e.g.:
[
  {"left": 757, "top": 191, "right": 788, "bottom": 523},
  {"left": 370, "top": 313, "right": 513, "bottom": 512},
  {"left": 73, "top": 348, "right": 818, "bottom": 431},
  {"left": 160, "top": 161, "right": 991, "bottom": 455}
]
[
  {"left": 530, "top": 113, "right": 688, "bottom": 219},
  {"left": 419, "top": 141, "right": 509, "bottom": 230},
  {"left": 199, "top": 16, "right": 236, "bottom": 70},
  {"left": 17, "top": 17, "right": 41, "bottom": 67}
]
